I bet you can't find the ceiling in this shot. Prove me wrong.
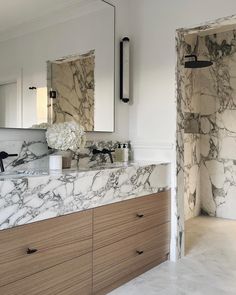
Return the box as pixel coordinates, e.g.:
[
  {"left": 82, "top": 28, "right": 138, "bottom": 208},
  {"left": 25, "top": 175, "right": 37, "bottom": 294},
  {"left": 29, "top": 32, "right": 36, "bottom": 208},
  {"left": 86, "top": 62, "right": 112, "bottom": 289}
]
[{"left": 0, "top": 0, "right": 96, "bottom": 33}]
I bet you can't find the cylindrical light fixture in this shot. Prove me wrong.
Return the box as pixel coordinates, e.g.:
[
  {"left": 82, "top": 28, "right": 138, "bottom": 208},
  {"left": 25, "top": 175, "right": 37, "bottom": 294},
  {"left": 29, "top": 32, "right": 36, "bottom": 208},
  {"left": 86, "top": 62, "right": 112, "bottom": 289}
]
[{"left": 120, "top": 37, "right": 130, "bottom": 103}]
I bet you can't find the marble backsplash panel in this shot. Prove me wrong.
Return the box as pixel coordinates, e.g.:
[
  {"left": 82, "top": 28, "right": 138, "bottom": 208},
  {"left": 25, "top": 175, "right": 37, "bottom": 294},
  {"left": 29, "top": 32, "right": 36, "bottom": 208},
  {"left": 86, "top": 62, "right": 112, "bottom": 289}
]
[{"left": 0, "top": 140, "right": 129, "bottom": 172}]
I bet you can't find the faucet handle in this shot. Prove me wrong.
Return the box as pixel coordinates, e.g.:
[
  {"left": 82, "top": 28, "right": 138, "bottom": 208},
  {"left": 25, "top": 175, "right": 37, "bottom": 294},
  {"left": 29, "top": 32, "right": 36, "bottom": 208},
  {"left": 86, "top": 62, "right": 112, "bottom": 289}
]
[
  {"left": 8, "top": 153, "right": 18, "bottom": 157},
  {"left": 0, "top": 152, "right": 18, "bottom": 159},
  {"left": 102, "top": 148, "right": 115, "bottom": 153},
  {"left": 0, "top": 152, "right": 18, "bottom": 172},
  {"left": 0, "top": 151, "right": 8, "bottom": 159},
  {"left": 92, "top": 148, "right": 100, "bottom": 155}
]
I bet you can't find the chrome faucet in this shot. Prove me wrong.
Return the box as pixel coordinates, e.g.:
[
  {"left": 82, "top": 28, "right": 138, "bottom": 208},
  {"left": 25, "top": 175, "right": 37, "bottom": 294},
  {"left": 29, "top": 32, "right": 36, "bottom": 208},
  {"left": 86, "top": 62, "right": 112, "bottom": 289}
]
[
  {"left": 92, "top": 148, "right": 114, "bottom": 163},
  {"left": 0, "top": 151, "right": 18, "bottom": 172}
]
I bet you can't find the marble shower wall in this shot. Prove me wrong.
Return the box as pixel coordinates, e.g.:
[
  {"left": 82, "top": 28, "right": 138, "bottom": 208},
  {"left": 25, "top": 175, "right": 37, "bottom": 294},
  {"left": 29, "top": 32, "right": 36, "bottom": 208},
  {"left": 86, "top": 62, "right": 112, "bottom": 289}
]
[
  {"left": 198, "top": 30, "right": 236, "bottom": 220},
  {"left": 176, "top": 14, "right": 236, "bottom": 259},
  {"left": 184, "top": 134, "right": 201, "bottom": 220},
  {"left": 181, "top": 34, "right": 201, "bottom": 221},
  {"left": 181, "top": 29, "right": 236, "bottom": 221}
]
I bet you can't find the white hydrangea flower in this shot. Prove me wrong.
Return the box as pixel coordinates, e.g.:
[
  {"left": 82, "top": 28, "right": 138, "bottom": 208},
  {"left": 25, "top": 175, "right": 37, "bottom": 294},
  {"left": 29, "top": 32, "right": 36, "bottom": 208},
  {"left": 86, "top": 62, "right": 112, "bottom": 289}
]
[{"left": 46, "top": 121, "right": 86, "bottom": 151}]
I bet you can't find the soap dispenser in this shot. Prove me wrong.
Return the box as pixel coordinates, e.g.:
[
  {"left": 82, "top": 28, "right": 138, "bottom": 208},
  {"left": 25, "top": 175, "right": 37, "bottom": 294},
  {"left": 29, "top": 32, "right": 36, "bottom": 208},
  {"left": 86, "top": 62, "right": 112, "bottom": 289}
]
[
  {"left": 123, "top": 143, "right": 129, "bottom": 163},
  {"left": 115, "top": 143, "right": 122, "bottom": 162}
]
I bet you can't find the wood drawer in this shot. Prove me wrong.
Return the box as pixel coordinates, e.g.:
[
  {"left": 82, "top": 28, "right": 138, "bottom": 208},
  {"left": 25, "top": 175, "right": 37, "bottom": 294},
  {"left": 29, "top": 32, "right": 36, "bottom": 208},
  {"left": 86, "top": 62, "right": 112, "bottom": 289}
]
[
  {"left": 93, "top": 223, "right": 170, "bottom": 295},
  {"left": 94, "top": 191, "right": 170, "bottom": 249},
  {"left": 0, "top": 210, "right": 92, "bottom": 287},
  {"left": 0, "top": 252, "right": 92, "bottom": 295}
]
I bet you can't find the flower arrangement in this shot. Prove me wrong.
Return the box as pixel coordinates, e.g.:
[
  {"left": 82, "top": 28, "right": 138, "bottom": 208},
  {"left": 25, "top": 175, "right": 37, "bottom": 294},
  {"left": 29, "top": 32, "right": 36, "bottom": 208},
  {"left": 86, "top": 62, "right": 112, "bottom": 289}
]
[{"left": 46, "top": 121, "right": 86, "bottom": 152}]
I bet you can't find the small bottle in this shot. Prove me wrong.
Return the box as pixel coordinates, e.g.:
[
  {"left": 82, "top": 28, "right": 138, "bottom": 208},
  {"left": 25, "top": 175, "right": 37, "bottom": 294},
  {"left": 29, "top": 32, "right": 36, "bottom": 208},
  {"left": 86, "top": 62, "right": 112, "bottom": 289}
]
[
  {"left": 115, "top": 143, "right": 122, "bottom": 162},
  {"left": 123, "top": 143, "right": 129, "bottom": 163},
  {"left": 128, "top": 142, "right": 133, "bottom": 162}
]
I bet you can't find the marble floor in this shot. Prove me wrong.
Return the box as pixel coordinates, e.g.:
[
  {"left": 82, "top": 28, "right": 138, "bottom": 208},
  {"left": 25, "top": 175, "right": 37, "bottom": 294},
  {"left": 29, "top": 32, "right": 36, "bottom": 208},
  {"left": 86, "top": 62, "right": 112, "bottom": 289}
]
[{"left": 109, "top": 216, "right": 236, "bottom": 295}]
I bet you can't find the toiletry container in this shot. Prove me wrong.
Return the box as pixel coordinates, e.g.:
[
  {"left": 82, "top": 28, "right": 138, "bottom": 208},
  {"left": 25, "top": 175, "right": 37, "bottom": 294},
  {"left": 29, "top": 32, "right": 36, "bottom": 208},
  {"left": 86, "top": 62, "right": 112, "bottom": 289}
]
[
  {"left": 115, "top": 144, "right": 122, "bottom": 162},
  {"left": 49, "top": 155, "right": 62, "bottom": 170},
  {"left": 123, "top": 143, "right": 129, "bottom": 162}
]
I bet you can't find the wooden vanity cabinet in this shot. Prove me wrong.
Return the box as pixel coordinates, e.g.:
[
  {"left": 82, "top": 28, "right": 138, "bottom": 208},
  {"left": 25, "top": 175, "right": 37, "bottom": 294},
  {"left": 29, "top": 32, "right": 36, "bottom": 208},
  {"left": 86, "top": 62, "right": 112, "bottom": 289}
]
[
  {"left": 0, "top": 191, "right": 171, "bottom": 295},
  {"left": 93, "top": 191, "right": 171, "bottom": 294},
  {"left": 0, "top": 210, "right": 93, "bottom": 295}
]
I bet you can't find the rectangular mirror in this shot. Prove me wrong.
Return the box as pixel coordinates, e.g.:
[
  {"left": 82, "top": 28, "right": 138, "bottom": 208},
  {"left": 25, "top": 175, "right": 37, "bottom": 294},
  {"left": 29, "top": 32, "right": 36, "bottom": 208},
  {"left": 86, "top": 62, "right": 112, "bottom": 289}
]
[{"left": 0, "top": 0, "right": 114, "bottom": 132}]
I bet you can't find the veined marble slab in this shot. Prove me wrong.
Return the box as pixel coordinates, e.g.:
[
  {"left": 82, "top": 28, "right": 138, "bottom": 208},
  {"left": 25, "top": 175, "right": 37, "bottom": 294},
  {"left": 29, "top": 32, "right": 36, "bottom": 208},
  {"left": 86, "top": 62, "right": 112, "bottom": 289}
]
[
  {"left": 48, "top": 50, "right": 95, "bottom": 131},
  {"left": 176, "top": 13, "right": 236, "bottom": 260},
  {"left": 0, "top": 139, "right": 130, "bottom": 172},
  {"left": 0, "top": 162, "right": 171, "bottom": 231}
]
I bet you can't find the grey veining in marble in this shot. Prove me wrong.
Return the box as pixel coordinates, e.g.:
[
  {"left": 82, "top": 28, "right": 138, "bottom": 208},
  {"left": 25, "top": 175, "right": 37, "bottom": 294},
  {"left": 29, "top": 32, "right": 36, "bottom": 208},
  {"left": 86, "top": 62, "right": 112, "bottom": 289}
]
[
  {"left": 0, "top": 139, "right": 129, "bottom": 172},
  {"left": 176, "top": 14, "right": 236, "bottom": 259},
  {"left": 48, "top": 50, "right": 95, "bottom": 131},
  {"left": 0, "top": 140, "right": 51, "bottom": 172},
  {"left": 184, "top": 134, "right": 201, "bottom": 221},
  {"left": 184, "top": 29, "right": 236, "bottom": 220},
  {"left": 0, "top": 163, "right": 170, "bottom": 230}
]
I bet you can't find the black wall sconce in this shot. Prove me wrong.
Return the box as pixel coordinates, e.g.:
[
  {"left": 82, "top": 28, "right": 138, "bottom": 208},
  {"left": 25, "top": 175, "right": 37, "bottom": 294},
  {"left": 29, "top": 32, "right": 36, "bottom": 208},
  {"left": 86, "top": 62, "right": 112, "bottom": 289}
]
[
  {"left": 29, "top": 86, "right": 37, "bottom": 90},
  {"left": 120, "top": 37, "right": 130, "bottom": 103}
]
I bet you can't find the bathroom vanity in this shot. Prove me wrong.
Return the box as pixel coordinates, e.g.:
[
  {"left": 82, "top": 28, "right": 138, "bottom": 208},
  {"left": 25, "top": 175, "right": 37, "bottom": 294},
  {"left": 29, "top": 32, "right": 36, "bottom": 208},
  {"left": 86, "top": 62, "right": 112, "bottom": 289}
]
[{"left": 0, "top": 162, "right": 171, "bottom": 295}]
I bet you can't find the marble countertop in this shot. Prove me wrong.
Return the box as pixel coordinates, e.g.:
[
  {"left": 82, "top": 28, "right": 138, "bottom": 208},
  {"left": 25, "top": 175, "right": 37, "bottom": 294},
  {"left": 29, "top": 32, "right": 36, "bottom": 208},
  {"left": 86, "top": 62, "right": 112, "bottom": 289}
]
[
  {"left": 0, "top": 161, "right": 170, "bottom": 179},
  {"left": 0, "top": 162, "right": 171, "bottom": 231}
]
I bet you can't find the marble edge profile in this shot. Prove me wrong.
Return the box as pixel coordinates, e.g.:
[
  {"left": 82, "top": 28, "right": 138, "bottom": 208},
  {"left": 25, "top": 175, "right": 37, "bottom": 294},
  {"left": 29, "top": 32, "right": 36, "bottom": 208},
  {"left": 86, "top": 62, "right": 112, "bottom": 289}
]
[{"left": 0, "top": 162, "right": 171, "bottom": 181}]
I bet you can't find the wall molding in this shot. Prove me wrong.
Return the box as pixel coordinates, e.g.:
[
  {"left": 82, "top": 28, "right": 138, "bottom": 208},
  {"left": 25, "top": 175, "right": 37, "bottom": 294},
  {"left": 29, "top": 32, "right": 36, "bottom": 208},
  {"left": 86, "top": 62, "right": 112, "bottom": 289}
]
[{"left": 132, "top": 141, "right": 174, "bottom": 150}]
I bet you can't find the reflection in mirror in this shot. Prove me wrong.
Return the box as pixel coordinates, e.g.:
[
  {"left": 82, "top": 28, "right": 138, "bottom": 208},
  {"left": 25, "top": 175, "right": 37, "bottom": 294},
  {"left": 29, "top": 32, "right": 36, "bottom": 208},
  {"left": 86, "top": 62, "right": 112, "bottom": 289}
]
[
  {"left": 0, "top": 82, "right": 18, "bottom": 128},
  {"left": 0, "top": 0, "right": 114, "bottom": 132},
  {"left": 36, "top": 88, "right": 48, "bottom": 125},
  {"left": 48, "top": 50, "right": 96, "bottom": 131}
]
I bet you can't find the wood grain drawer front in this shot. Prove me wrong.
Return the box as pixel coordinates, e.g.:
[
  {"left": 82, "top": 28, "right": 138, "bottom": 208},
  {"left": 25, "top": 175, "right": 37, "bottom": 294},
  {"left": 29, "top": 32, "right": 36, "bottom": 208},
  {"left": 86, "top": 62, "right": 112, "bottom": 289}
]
[
  {"left": 0, "top": 252, "right": 92, "bottom": 295},
  {"left": 94, "top": 191, "right": 170, "bottom": 249},
  {"left": 93, "top": 223, "right": 170, "bottom": 295},
  {"left": 0, "top": 210, "right": 92, "bottom": 287}
]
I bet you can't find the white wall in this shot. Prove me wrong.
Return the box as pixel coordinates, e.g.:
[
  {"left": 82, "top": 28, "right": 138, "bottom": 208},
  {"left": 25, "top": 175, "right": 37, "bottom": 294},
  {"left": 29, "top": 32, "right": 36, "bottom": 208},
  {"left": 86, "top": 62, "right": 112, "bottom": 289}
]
[{"left": 109, "top": 0, "right": 236, "bottom": 161}]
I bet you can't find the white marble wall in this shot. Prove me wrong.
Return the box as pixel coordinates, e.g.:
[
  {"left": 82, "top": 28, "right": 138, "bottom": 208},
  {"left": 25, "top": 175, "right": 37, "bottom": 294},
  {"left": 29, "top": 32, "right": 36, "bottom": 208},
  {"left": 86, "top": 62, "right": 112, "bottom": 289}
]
[
  {"left": 184, "top": 134, "right": 201, "bottom": 220},
  {"left": 176, "top": 15, "right": 236, "bottom": 259},
  {"left": 176, "top": 33, "right": 202, "bottom": 222},
  {"left": 178, "top": 28, "right": 236, "bottom": 221},
  {"left": 198, "top": 30, "right": 236, "bottom": 220}
]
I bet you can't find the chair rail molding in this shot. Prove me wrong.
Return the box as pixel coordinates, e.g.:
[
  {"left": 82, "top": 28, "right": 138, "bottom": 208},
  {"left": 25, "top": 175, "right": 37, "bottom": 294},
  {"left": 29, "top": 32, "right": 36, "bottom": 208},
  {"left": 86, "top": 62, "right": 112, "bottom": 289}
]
[{"left": 132, "top": 141, "right": 174, "bottom": 150}]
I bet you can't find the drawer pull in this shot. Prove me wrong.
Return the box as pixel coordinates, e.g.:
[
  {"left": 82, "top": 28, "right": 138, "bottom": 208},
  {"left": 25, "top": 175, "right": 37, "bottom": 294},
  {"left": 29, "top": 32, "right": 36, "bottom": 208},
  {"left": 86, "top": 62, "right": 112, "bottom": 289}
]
[
  {"left": 27, "top": 248, "right": 38, "bottom": 255},
  {"left": 136, "top": 250, "right": 144, "bottom": 255},
  {"left": 136, "top": 213, "right": 144, "bottom": 218}
]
